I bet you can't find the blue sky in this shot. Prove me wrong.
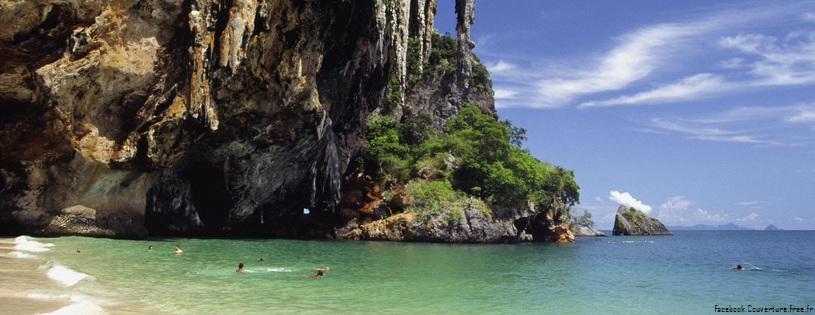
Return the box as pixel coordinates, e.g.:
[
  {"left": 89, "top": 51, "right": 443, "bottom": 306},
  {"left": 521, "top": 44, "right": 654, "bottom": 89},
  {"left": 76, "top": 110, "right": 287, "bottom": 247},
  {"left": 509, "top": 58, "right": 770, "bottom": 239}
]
[{"left": 434, "top": 0, "right": 815, "bottom": 230}]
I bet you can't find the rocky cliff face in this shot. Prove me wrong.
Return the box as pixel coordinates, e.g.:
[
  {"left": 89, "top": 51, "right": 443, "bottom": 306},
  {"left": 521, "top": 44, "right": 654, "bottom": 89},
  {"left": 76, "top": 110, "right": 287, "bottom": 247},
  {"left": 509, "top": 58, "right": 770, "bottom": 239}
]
[
  {"left": 0, "top": 0, "right": 500, "bottom": 238},
  {"left": 612, "top": 205, "right": 672, "bottom": 236}
]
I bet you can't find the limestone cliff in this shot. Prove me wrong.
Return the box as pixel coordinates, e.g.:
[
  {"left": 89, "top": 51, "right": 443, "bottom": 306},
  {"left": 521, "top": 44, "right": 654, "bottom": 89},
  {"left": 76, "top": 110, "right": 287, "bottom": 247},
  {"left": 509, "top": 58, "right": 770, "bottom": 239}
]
[
  {"left": 1, "top": 0, "right": 500, "bottom": 239},
  {"left": 612, "top": 205, "right": 672, "bottom": 236}
]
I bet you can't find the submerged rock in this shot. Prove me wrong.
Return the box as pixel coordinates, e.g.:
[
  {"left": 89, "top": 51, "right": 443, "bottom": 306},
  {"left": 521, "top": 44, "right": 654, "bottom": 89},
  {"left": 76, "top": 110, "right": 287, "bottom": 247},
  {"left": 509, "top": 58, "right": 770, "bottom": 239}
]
[{"left": 612, "top": 205, "right": 671, "bottom": 236}]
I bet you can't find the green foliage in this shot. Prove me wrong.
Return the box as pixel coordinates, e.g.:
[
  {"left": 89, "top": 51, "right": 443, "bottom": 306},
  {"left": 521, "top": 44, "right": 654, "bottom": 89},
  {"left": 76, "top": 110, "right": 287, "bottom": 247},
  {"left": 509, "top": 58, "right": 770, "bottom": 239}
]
[
  {"left": 365, "top": 104, "right": 580, "bottom": 218},
  {"left": 570, "top": 208, "right": 595, "bottom": 228},
  {"left": 365, "top": 115, "right": 410, "bottom": 182},
  {"left": 622, "top": 207, "right": 648, "bottom": 230},
  {"left": 470, "top": 61, "right": 492, "bottom": 92},
  {"left": 501, "top": 120, "right": 527, "bottom": 147},
  {"left": 426, "top": 32, "right": 458, "bottom": 76},
  {"left": 384, "top": 75, "right": 401, "bottom": 114},
  {"left": 405, "top": 180, "right": 463, "bottom": 215},
  {"left": 406, "top": 37, "right": 422, "bottom": 82}
]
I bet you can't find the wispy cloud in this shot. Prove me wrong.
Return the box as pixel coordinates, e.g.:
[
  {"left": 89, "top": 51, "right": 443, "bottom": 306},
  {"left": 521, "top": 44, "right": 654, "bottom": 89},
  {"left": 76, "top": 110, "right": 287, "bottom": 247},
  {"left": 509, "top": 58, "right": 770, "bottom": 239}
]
[
  {"left": 735, "top": 201, "right": 765, "bottom": 206},
  {"left": 693, "top": 209, "right": 729, "bottom": 222},
  {"left": 641, "top": 103, "right": 815, "bottom": 146},
  {"left": 787, "top": 103, "right": 815, "bottom": 123},
  {"left": 579, "top": 74, "right": 730, "bottom": 108},
  {"left": 481, "top": 2, "right": 815, "bottom": 109},
  {"left": 736, "top": 212, "right": 759, "bottom": 222},
  {"left": 648, "top": 118, "right": 771, "bottom": 144},
  {"left": 657, "top": 196, "right": 693, "bottom": 224},
  {"left": 533, "top": 22, "right": 709, "bottom": 108},
  {"left": 719, "top": 32, "right": 815, "bottom": 86},
  {"left": 494, "top": 89, "right": 518, "bottom": 100}
]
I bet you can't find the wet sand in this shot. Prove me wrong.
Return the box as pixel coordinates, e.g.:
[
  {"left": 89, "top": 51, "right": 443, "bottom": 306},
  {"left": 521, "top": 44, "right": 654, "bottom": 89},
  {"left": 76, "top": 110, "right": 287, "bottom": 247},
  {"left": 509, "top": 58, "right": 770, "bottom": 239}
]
[{"left": 0, "top": 242, "right": 70, "bottom": 315}]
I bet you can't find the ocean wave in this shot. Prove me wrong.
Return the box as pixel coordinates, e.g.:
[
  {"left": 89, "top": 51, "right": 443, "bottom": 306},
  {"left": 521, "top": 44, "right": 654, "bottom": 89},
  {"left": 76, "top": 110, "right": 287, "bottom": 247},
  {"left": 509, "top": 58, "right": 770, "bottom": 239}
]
[
  {"left": 607, "top": 240, "right": 654, "bottom": 244},
  {"left": 263, "top": 268, "right": 292, "bottom": 272},
  {"left": 7, "top": 251, "right": 36, "bottom": 259},
  {"left": 26, "top": 292, "right": 72, "bottom": 302},
  {"left": 28, "top": 290, "right": 108, "bottom": 315},
  {"left": 14, "top": 236, "right": 54, "bottom": 253},
  {"left": 43, "top": 262, "right": 90, "bottom": 287},
  {"left": 36, "top": 301, "right": 107, "bottom": 315}
]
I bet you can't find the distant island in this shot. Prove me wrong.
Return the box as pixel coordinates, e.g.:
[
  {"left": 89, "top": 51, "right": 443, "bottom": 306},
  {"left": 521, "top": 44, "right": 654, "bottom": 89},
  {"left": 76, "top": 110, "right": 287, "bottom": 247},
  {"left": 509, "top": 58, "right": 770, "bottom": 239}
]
[
  {"left": 764, "top": 224, "right": 781, "bottom": 231},
  {"left": 667, "top": 223, "right": 754, "bottom": 231}
]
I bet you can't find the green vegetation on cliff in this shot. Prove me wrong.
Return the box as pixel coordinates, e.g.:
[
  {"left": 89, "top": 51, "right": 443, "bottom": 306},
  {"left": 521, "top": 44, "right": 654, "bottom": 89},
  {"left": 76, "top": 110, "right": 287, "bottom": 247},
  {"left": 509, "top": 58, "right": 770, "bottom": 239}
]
[
  {"left": 365, "top": 105, "right": 578, "bottom": 219},
  {"left": 620, "top": 207, "right": 648, "bottom": 229},
  {"left": 362, "top": 32, "right": 578, "bottom": 224}
]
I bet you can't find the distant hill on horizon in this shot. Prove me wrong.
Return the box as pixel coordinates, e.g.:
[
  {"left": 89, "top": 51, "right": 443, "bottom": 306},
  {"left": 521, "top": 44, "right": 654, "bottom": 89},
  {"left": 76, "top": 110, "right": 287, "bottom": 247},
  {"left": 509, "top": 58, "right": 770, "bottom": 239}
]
[{"left": 667, "top": 222, "right": 754, "bottom": 231}]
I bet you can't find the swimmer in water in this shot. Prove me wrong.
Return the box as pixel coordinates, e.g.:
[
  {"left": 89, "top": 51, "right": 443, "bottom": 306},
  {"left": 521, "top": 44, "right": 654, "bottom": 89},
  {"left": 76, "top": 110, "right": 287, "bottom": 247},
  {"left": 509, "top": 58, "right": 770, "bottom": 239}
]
[
  {"left": 76, "top": 248, "right": 81, "bottom": 253},
  {"left": 259, "top": 257, "right": 264, "bottom": 262},
  {"left": 148, "top": 245, "right": 153, "bottom": 251},
  {"left": 174, "top": 245, "right": 183, "bottom": 254},
  {"left": 314, "top": 267, "right": 330, "bottom": 271},
  {"left": 237, "top": 263, "right": 245, "bottom": 273},
  {"left": 731, "top": 264, "right": 745, "bottom": 270},
  {"left": 307, "top": 270, "right": 324, "bottom": 278}
]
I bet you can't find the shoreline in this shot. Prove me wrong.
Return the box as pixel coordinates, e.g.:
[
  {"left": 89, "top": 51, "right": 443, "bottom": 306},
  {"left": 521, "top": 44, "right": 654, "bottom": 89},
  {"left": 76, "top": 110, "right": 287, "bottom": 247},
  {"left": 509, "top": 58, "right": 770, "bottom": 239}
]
[{"left": 0, "top": 238, "right": 87, "bottom": 315}]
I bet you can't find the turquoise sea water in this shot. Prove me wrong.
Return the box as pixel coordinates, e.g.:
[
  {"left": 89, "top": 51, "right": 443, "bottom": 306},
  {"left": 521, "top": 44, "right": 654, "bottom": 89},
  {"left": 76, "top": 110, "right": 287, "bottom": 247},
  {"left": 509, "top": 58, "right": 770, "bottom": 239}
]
[{"left": 2, "top": 231, "right": 813, "bottom": 314}]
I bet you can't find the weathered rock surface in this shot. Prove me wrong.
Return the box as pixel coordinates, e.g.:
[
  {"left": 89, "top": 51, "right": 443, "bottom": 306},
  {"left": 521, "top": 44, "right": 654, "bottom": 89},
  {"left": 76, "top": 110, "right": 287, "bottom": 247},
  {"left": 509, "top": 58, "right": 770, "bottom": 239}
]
[
  {"left": 335, "top": 206, "right": 519, "bottom": 243},
  {"left": 2, "top": 0, "right": 531, "bottom": 241},
  {"left": 571, "top": 226, "right": 607, "bottom": 237},
  {"left": 612, "top": 205, "right": 672, "bottom": 236}
]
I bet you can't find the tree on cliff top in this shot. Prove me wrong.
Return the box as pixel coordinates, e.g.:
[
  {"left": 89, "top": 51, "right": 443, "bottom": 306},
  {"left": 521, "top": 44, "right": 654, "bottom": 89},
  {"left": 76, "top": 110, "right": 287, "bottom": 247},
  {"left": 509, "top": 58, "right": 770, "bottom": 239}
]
[{"left": 364, "top": 104, "right": 579, "bottom": 218}]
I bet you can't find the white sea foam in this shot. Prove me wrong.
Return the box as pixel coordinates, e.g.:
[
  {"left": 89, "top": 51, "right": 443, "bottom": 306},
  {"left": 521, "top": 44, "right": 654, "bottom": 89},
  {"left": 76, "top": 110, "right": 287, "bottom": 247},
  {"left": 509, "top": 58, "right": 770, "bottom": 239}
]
[
  {"left": 264, "top": 268, "right": 292, "bottom": 272},
  {"left": 36, "top": 301, "right": 107, "bottom": 315},
  {"left": 14, "top": 236, "right": 54, "bottom": 253},
  {"left": 7, "top": 251, "right": 35, "bottom": 259},
  {"left": 45, "top": 263, "right": 89, "bottom": 287},
  {"left": 26, "top": 292, "right": 71, "bottom": 302},
  {"left": 28, "top": 290, "right": 108, "bottom": 315}
]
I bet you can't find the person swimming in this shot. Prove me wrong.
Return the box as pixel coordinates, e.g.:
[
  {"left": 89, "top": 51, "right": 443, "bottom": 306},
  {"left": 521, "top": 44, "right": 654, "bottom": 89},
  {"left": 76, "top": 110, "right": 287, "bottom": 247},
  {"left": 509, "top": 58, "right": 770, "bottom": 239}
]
[
  {"left": 174, "top": 245, "right": 183, "bottom": 254},
  {"left": 731, "top": 264, "right": 745, "bottom": 270},
  {"left": 237, "top": 263, "right": 245, "bottom": 273},
  {"left": 307, "top": 270, "right": 324, "bottom": 278},
  {"left": 259, "top": 257, "right": 265, "bottom": 262},
  {"left": 76, "top": 248, "right": 81, "bottom": 253},
  {"left": 148, "top": 245, "right": 153, "bottom": 251}
]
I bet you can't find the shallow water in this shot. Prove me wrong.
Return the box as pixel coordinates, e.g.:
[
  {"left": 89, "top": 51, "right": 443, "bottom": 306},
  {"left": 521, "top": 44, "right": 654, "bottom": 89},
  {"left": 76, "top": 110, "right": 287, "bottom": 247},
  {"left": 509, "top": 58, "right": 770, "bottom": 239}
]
[{"left": 2, "top": 231, "right": 813, "bottom": 314}]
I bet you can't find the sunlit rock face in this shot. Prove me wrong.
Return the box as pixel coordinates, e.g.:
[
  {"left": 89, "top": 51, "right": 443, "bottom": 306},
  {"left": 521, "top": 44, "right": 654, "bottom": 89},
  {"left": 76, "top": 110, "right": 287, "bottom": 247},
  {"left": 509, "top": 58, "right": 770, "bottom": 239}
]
[
  {"left": 612, "top": 205, "right": 672, "bottom": 236},
  {"left": 1, "top": 0, "right": 488, "bottom": 238}
]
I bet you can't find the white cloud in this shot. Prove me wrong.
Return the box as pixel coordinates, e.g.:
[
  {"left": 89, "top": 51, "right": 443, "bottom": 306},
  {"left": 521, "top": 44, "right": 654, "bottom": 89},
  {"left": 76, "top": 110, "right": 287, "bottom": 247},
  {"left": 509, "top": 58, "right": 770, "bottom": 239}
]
[
  {"left": 649, "top": 118, "right": 772, "bottom": 144},
  {"left": 693, "top": 209, "right": 729, "bottom": 222},
  {"left": 609, "top": 191, "right": 653, "bottom": 214},
  {"left": 656, "top": 196, "right": 693, "bottom": 224},
  {"left": 718, "top": 57, "right": 744, "bottom": 69},
  {"left": 735, "top": 201, "right": 765, "bottom": 206},
  {"left": 579, "top": 73, "right": 729, "bottom": 107},
  {"left": 494, "top": 89, "right": 518, "bottom": 100},
  {"left": 787, "top": 104, "right": 815, "bottom": 123},
  {"left": 720, "top": 31, "right": 815, "bottom": 86},
  {"left": 487, "top": 60, "right": 516, "bottom": 74},
  {"left": 638, "top": 104, "right": 815, "bottom": 147},
  {"left": 483, "top": 3, "right": 815, "bottom": 109},
  {"left": 736, "top": 212, "right": 759, "bottom": 222},
  {"left": 534, "top": 23, "right": 703, "bottom": 108},
  {"left": 794, "top": 217, "right": 804, "bottom": 222}
]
